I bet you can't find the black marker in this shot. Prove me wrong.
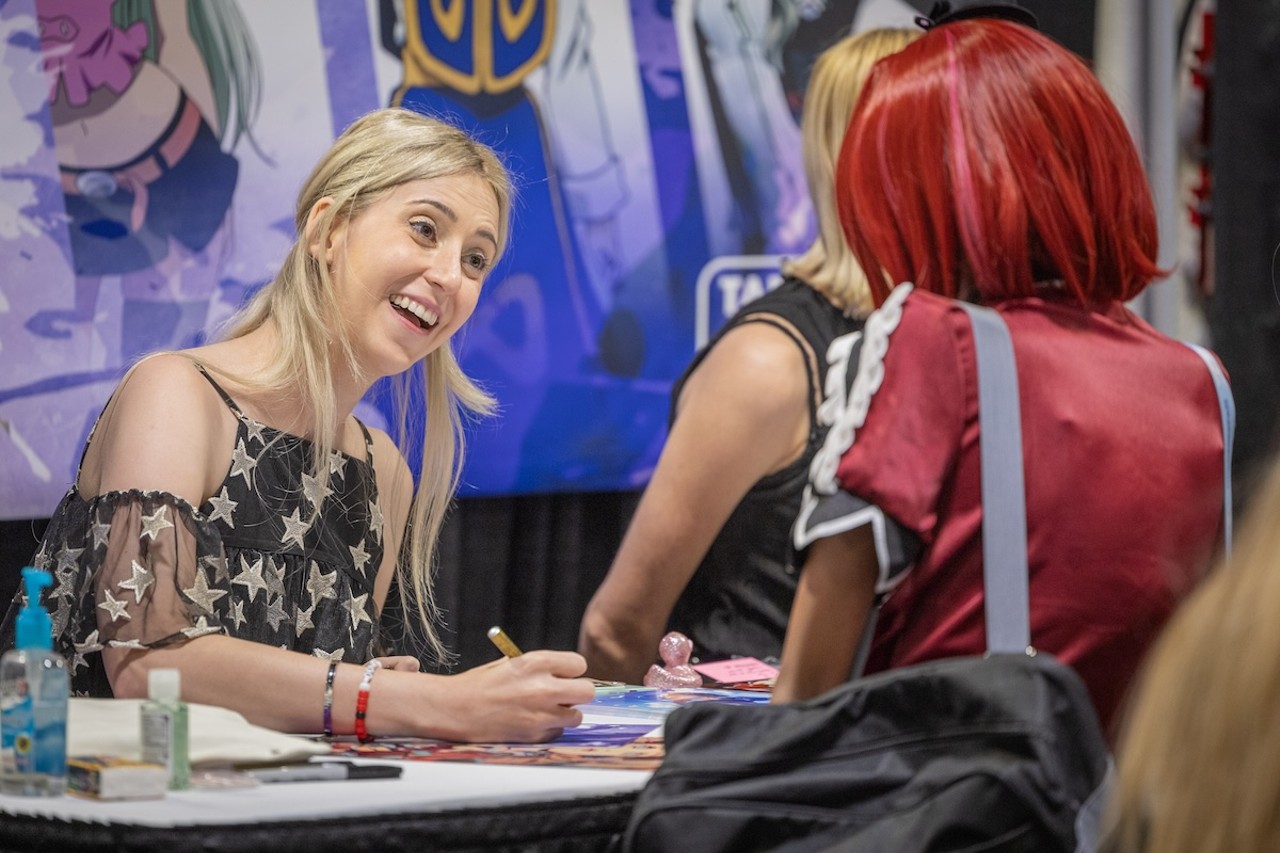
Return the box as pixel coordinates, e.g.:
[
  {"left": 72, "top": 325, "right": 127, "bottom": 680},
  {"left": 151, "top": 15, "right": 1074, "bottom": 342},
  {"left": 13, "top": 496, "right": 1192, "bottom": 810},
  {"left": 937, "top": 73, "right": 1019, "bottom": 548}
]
[{"left": 245, "top": 760, "right": 402, "bottom": 784}]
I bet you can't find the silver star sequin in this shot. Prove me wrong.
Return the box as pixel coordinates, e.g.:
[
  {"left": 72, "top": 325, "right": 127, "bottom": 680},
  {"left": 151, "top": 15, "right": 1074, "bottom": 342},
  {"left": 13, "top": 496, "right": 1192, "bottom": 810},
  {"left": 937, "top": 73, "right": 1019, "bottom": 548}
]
[
  {"left": 118, "top": 559, "right": 155, "bottom": 604},
  {"left": 295, "top": 602, "right": 316, "bottom": 636},
  {"left": 302, "top": 471, "right": 331, "bottom": 510},
  {"left": 91, "top": 518, "right": 112, "bottom": 550},
  {"left": 138, "top": 506, "right": 174, "bottom": 542},
  {"left": 52, "top": 596, "right": 72, "bottom": 639},
  {"left": 71, "top": 630, "right": 103, "bottom": 675},
  {"left": 202, "top": 553, "right": 231, "bottom": 585},
  {"left": 228, "top": 439, "right": 258, "bottom": 485},
  {"left": 264, "top": 563, "right": 286, "bottom": 608},
  {"left": 97, "top": 589, "right": 131, "bottom": 623},
  {"left": 344, "top": 592, "right": 372, "bottom": 632},
  {"left": 181, "top": 616, "right": 221, "bottom": 639},
  {"left": 313, "top": 647, "right": 346, "bottom": 662},
  {"left": 206, "top": 487, "right": 238, "bottom": 527},
  {"left": 306, "top": 561, "right": 337, "bottom": 606},
  {"left": 231, "top": 555, "right": 269, "bottom": 603},
  {"left": 280, "top": 508, "right": 311, "bottom": 549},
  {"left": 264, "top": 595, "right": 290, "bottom": 632},
  {"left": 51, "top": 564, "right": 78, "bottom": 601},
  {"left": 369, "top": 499, "right": 384, "bottom": 544},
  {"left": 328, "top": 450, "right": 347, "bottom": 480},
  {"left": 243, "top": 418, "right": 267, "bottom": 446},
  {"left": 229, "top": 598, "right": 247, "bottom": 631},
  {"left": 349, "top": 539, "right": 371, "bottom": 573},
  {"left": 55, "top": 545, "right": 84, "bottom": 576},
  {"left": 183, "top": 566, "right": 228, "bottom": 615}
]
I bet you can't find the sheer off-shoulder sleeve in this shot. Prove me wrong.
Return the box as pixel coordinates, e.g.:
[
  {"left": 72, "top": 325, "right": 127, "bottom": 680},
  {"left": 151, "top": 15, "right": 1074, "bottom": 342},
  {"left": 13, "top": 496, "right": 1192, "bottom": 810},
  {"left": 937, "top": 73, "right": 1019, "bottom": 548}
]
[
  {"left": 86, "top": 490, "right": 228, "bottom": 648},
  {"left": 17, "top": 489, "right": 229, "bottom": 695}
]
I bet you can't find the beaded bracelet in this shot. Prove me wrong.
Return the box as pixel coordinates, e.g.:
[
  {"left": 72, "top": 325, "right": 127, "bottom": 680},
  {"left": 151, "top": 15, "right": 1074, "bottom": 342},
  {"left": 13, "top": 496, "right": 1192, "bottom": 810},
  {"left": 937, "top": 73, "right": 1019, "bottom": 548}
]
[
  {"left": 354, "top": 660, "right": 383, "bottom": 744},
  {"left": 322, "top": 661, "right": 338, "bottom": 737}
]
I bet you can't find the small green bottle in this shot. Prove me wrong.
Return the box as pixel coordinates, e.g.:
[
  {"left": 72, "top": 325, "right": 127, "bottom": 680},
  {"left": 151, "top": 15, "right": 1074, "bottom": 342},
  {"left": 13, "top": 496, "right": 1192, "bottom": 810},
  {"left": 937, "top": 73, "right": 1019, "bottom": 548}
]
[{"left": 140, "top": 669, "right": 189, "bottom": 790}]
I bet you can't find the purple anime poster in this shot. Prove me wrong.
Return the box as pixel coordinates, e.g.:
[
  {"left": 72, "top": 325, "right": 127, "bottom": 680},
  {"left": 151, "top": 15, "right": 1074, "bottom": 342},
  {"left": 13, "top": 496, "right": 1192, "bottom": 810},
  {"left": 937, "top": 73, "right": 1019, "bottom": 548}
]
[
  {"left": 0, "top": 0, "right": 920, "bottom": 518},
  {"left": 0, "top": 0, "right": 334, "bottom": 517}
]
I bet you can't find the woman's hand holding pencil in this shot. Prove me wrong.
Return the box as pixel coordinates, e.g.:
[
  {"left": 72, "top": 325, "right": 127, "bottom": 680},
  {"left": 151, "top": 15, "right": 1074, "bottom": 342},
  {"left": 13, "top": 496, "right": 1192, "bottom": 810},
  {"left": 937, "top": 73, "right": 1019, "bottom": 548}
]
[{"left": 488, "top": 626, "right": 627, "bottom": 687}]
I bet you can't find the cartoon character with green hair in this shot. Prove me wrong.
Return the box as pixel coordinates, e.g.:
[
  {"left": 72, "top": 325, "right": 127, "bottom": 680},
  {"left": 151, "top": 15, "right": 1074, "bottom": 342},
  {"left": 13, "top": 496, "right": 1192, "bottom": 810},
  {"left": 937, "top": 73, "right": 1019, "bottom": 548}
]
[{"left": 29, "top": 0, "right": 261, "bottom": 366}]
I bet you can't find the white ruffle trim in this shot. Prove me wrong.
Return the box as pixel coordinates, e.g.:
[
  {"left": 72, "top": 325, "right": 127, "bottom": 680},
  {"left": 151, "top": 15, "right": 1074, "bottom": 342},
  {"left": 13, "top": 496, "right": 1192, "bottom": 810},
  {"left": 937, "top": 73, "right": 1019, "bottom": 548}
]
[{"left": 808, "top": 282, "right": 913, "bottom": 496}]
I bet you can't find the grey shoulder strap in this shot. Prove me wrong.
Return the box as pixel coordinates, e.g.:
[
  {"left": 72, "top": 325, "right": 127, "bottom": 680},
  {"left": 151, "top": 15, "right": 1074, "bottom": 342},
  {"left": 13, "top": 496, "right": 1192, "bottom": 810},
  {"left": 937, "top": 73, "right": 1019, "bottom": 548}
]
[
  {"left": 1183, "top": 343, "right": 1236, "bottom": 556},
  {"left": 957, "top": 302, "right": 1030, "bottom": 654}
]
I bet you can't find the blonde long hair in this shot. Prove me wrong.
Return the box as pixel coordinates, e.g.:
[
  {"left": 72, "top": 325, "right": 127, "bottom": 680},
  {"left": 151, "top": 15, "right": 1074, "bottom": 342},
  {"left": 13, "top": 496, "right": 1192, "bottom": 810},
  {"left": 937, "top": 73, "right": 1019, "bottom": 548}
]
[
  {"left": 1104, "top": 458, "right": 1280, "bottom": 852},
  {"left": 781, "top": 28, "right": 919, "bottom": 315},
  {"left": 220, "top": 108, "right": 510, "bottom": 664}
]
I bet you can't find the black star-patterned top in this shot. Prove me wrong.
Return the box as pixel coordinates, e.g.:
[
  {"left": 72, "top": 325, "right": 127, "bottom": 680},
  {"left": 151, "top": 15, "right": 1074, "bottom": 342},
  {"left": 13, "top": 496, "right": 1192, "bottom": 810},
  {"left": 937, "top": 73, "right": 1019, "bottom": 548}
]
[{"left": 0, "top": 364, "right": 386, "bottom": 697}]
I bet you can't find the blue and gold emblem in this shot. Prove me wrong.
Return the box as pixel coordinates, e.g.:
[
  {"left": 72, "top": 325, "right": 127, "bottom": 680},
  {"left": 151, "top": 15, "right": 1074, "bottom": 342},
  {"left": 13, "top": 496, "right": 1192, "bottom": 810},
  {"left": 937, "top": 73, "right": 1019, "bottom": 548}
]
[{"left": 400, "top": 0, "right": 555, "bottom": 95}]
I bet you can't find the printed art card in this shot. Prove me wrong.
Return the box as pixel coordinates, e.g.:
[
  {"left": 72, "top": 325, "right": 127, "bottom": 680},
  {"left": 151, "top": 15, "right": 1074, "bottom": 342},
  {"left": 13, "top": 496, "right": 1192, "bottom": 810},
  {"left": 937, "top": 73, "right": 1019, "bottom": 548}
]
[
  {"left": 580, "top": 685, "right": 772, "bottom": 724},
  {"left": 326, "top": 724, "right": 665, "bottom": 771}
]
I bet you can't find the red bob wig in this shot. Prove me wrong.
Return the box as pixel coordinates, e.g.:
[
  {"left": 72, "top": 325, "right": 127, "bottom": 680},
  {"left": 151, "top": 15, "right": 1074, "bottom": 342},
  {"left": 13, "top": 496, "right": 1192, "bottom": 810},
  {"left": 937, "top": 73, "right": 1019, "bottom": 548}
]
[{"left": 836, "top": 19, "right": 1164, "bottom": 307}]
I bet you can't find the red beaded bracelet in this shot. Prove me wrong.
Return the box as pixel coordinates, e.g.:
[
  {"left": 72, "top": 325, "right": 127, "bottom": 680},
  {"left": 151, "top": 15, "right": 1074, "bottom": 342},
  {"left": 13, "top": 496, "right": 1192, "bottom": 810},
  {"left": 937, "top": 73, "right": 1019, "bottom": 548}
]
[{"left": 354, "top": 660, "right": 383, "bottom": 743}]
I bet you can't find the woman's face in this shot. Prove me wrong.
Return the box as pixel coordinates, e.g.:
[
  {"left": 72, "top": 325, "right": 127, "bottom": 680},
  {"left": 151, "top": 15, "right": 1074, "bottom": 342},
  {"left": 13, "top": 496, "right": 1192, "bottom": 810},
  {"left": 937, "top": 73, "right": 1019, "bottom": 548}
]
[{"left": 315, "top": 171, "right": 500, "bottom": 380}]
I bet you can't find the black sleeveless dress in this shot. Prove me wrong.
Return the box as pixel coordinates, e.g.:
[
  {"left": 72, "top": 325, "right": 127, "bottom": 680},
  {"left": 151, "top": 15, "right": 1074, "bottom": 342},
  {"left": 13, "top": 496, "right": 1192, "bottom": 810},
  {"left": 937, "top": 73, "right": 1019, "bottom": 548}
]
[
  {"left": 0, "top": 363, "right": 386, "bottom": 696},
  {"left": 665, "top": 277, "right": 864, "bottom": 664}
]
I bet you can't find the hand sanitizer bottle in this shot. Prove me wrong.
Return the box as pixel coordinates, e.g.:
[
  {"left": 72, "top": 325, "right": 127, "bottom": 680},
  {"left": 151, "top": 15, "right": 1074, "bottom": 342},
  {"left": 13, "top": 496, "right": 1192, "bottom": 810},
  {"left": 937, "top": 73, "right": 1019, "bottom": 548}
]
[
  {"left": 141, "top": 668, "right": 190, "bottom": 789},
  {"left": 0, "top": 567, "right": 69, "bottom": 796}
]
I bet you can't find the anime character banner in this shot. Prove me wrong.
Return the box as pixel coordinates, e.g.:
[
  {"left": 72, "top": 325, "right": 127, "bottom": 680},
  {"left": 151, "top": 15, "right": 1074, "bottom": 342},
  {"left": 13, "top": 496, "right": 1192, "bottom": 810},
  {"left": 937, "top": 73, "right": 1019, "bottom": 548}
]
[{"left": 0, "top": 0, "right": 918, "bottom": 519}]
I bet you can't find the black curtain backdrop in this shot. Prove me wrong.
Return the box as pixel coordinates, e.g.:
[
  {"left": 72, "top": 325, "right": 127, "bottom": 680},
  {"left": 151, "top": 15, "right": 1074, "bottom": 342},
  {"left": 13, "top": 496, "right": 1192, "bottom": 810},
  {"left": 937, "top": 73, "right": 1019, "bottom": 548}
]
[{"left": 425, "top": 490, "right": 640, "bottom": 671}]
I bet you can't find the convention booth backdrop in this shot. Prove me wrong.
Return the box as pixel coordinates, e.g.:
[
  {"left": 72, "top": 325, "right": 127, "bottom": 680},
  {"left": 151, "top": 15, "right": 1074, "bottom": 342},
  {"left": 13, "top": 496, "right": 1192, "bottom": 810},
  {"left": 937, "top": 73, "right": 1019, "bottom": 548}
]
[
  {"left": 0, "top": 0, "right": 936, "bottom": 662},
  {"left": 3, "top": 0, "right": 1271, "bottom": 669}
]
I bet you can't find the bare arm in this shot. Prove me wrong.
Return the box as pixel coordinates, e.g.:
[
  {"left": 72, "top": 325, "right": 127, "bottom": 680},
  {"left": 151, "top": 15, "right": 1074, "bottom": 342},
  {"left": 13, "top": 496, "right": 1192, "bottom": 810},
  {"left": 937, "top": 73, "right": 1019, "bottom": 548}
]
[
  {"left": 771, "top": 525, "right": 878, "bottom": 703},
  {"left": 578, "top": 322, "right": 812, "bottom": 682},
  {"left": 107, "top": 636, "right": 592, "bottom": 741}
]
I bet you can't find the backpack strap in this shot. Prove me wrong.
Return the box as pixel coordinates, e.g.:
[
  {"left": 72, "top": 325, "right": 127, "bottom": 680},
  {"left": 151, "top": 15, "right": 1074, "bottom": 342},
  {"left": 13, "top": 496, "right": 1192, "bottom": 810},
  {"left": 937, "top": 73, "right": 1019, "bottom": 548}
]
[
  {"left": 957, "top": 302, "right": 1031, "bottom": 654},
  {"left": 1182, "top": 343, "right": 1236, "bottom": 557}
]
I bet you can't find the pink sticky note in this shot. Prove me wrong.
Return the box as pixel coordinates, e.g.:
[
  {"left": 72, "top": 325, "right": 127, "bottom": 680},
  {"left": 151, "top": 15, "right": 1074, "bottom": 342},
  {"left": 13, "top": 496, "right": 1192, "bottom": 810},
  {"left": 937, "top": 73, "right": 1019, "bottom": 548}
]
[{"left": 691, "top": 657, "right": 780, "bottom": 683}]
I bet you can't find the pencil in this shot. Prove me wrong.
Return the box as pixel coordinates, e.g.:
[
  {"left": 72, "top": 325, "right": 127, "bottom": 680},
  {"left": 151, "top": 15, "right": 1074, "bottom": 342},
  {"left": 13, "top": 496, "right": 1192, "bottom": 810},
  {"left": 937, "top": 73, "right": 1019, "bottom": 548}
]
[{"left": 487, "top": 625, "right": 524, "bottom": 658}]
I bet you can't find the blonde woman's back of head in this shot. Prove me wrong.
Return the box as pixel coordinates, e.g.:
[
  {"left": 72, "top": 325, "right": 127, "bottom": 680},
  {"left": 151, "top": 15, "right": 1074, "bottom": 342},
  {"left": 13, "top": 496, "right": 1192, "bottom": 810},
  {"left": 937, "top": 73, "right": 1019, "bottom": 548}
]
[
  {"left": 1105, "top": 456, "right": 1280, "bottom": 853},
  {"left": 783, "top": 28, "right": 919, "bottom": 316}
]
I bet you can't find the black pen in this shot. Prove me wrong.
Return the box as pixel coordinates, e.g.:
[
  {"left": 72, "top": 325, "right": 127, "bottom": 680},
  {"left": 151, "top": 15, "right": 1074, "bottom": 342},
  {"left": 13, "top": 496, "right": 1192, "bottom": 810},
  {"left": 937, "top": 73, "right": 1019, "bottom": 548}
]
[{"left": 244, "top": 760, "right": 402, "bottom": 784}]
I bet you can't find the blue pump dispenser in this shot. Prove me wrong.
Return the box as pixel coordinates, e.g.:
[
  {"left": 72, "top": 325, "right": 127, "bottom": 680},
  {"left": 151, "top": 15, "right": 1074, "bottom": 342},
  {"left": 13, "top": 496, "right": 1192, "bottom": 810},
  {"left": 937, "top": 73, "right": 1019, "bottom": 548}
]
[
  {"left": 15, "top": 568, "right": 54, "bottom": 651},
  {"left": 1, "top": 567, "right": 68, "bottom": 796}
]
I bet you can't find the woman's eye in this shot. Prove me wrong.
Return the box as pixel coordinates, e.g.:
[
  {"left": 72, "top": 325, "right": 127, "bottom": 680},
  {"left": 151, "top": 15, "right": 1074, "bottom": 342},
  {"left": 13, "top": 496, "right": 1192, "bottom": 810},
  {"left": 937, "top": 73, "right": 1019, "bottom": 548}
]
[
  {"left": 465, "top": 252, "right": 489, "bottom": 274},
  {"left": 411, "top": 219, "right": 436, "bottom": 240}
]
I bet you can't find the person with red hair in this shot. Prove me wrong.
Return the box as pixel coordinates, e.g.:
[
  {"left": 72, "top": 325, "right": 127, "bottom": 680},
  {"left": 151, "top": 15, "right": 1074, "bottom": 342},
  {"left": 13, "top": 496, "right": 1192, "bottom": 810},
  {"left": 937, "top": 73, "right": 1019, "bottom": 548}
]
[{"left": 770, "top": 17, "right": 1228, "bottom": 736}]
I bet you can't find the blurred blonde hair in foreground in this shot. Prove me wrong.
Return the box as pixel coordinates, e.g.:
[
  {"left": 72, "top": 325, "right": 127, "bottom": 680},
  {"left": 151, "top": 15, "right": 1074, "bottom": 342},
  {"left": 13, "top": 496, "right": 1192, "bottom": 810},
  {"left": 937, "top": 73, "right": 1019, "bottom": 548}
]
[{"left": 1104, "top": 457, "right": 1280, "bottom": 852}]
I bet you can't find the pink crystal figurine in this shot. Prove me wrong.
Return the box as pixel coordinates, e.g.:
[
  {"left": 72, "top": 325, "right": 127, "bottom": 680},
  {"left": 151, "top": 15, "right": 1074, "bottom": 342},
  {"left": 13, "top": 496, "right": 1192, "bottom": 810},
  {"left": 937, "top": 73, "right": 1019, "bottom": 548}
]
[{"left": 643, "top": 631, "right": 703, "bottom": 688}]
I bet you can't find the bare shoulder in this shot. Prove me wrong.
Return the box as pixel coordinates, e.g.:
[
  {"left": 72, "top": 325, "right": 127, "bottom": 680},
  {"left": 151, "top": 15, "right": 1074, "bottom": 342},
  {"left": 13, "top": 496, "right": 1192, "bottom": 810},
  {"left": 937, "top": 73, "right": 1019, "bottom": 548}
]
[
  {"left": 680, "top": 320, "right": 810, "bottom": 418},
  {"left": 84, "top": 353, "right": 233, "bottom": 501},
  {"left": 107, "top": 354, "right": 226, "bottom": 427}
]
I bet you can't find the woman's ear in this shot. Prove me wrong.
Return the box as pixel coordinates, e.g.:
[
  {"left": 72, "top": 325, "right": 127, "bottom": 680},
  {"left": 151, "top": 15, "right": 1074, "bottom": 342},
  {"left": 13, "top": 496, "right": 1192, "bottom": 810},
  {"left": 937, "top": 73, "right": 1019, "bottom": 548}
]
[{"left": 305, "top": 197, "right": 339, "bottom": 263}]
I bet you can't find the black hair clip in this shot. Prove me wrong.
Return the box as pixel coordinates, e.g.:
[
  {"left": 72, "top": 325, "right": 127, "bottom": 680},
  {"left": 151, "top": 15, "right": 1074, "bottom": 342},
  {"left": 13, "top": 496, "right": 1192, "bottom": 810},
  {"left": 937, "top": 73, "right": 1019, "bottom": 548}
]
[{"left": 915, "top": 1, "right": 1040, "bottom": 31}]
